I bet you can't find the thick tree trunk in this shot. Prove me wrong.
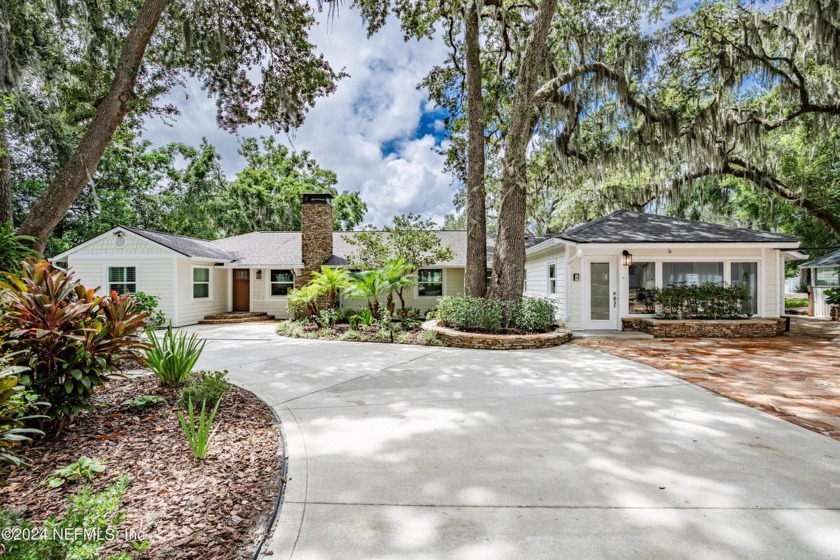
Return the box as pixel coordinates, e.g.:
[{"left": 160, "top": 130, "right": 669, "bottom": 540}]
[
  {"left": 490, "top": 0, "right": 558, "bottom": 300},
  {"left": 0, "top": 0, "right": 12, "bottom": 224},
  {"left": 463, "top": 0, "right": 487, "bottom": 297},
  {"left": 17, "top": 0, "right": 169, "bottom": 250}
]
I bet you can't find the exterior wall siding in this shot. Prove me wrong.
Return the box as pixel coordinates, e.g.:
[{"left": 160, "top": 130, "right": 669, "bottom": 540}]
[
  {"left": 523, "top": 248, "right": 567, "bottom": 325},
  {"left": 76, "top": 234, "right": 173, "bottom": 255},
  {"left": 67, "top": 256, "right": 176, "bottom": 326},
  {"left": 250, "top": 268, "right": 293, "bottom": 319},
  {"left": 176, "top": 259, "right": 228, "bottom": 326}
]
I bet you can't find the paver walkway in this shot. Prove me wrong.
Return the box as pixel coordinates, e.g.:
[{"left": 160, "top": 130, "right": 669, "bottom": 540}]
[
  {"left": 576, "top": 317, "right": 840, "bottom": 440},
  {"left": 183, "top": 323, "right": 840, "bottom": 559}
]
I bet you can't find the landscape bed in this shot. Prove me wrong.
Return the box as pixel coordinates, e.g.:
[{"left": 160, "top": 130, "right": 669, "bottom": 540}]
[{"left": 0, "top": 374, "right": 282, "bottom": 559}]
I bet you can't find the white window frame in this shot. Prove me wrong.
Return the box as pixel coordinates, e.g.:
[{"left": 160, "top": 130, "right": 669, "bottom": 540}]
[
  {"left": 626, "top": 261, "right": 656, "bottom": 316},
  {"left": 416, "top": 268, "right": 444, "bottom": 298},
  {"left": 268, "top": 269, "right": 295, "bottom": 298},
  {"left": 106, "top": 265, "right": 138, "bottom": 294},
  {"left": 547, "top": 263, "right": 557, "bottom": 295},
  {"left": 619, "top": 257, "right": 763, "bottom": 318},
  {"left": 191, "top": 266, "right": 213, "bottom": 302}
]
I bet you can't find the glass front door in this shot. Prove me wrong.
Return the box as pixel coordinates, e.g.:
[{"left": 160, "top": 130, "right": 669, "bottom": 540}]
[{"left": 585, "top": 258, "right": 618, "bottom": 329}]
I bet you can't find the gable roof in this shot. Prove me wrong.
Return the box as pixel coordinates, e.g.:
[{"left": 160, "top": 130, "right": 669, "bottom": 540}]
[
  {"left": 559, "top": 211, "right": 799, "bottom": 244},
  {"left": 121, "top": 226, "right": 236, "bottom": 260},
  {"left": 801, "top": 248, "right": 840, "bottom": 268}
]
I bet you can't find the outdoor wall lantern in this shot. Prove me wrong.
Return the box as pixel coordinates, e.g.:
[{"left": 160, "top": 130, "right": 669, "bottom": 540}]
[
  {"left": 622, "top": 250, "right": 633, "bottom": 267},
  {"left": 572, "top": 273, "right": 580, "bottom": 282},
  {"left": 256, "top": 270, "right": 262, "bottom": 280}
]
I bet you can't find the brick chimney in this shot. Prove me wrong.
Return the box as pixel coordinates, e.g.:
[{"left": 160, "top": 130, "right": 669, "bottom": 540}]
[{"left": 297, "top": 193, "right": 334, "bottom": 288}]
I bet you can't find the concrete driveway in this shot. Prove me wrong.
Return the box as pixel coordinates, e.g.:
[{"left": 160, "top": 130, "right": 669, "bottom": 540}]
[{"left": 185, "top": 323, "right": 840, "bottom": 559}]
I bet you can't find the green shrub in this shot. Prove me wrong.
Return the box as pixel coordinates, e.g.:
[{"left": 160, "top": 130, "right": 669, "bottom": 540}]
[
  {"left": 0, "top": 474, "right": 132, "bottom": 560},
  {"left": 131, "top": 291, "right": 167, "bottom": 329},
  {"left": 422, "top": 329, "right": 442, "bottom": 346},
  {"left": 178, "top": 398, "right": 221, "bottom": 459},
  {"left": 124, "top": 395, "right": 165, "bottom": 411},
  {"left": 178, "top": 370, "right": 230, "bottom": 410},
  {"left": 277, "top": 319, "right": 305, "bottom": 338},
  {"left": 436, "top": 296, "right": 556, "bottom": 333},
  {"left": 826, "top": 288, "right": 840, "bottom": 306},
  {"left": 144, "top": 326, "right": 205, "bottom": 387},
  {"left": 375, "top": 329, "right": 393, "bottom": 342},
  {"left": 0, "top": 260, "right": 149, "bottom": 432},
  {"left": 0, "top": 222, "right": 38, "bottom": 275},
  {"left": 349, "top": 308, "right": 374, "bottom": 328},
  {"left": 651, "top": 282, "right": 751, "bottom": 319},
  {"left": 785, "top": 297, "right": 808, "bottom": 308},
  {"left": 44, "top": 456, "right": 107, "bottom": 488},
  {"left": 0, "top": 361, "right": 46, "bottom": 486},
  {"left": 340, "top": 329, "right": 360, "bottom": 341},
  {"left": 396, "top": 332, "right": 413, "bottom": 344}
]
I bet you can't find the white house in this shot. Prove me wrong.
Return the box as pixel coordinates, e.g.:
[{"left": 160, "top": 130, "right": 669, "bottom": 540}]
[
  {"left": 521, "top": 211, "right": 802, "bottom": 330},
  {"left": 51, "top": 196, "right": 802, "bottom": 329},
  {"left": 800, "top": 248, "right": 840, "bottom": 318}
]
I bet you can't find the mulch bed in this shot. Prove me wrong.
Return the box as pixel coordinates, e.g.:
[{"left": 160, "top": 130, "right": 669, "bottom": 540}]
[
  {"left": 0, "top": 374, "right": 283, "bottom": 559},
  {"left": 298, "top": 322, "right": 431, "bottom": 344}
]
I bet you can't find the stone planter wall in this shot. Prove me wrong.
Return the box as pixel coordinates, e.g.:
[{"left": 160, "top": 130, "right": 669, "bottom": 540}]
[
  {"left": 622, "top": 317, "right": 785, "bottom": 338},
  {"left": 423, "top": 321, "right": 573, "bottom": 350}
]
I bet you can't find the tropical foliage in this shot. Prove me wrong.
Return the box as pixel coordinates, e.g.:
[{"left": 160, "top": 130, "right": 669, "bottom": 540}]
[
  {"left": 178, "top": 398, "right": 222, "bottom": 460},
  {"left": 0, "top": 361, "right": 45, "bottom": 486},
  {"left": 0, "top": 260, "right": 149, "bottom": 432},
  {"left": 651, "top": 283, "right": 752, "bottom": 320},
  {"left": 0, "top": 222, "right": 38, "bottom": 274},
  {"left": 144, "top": 327, "right": 206, "bottom": 388}
]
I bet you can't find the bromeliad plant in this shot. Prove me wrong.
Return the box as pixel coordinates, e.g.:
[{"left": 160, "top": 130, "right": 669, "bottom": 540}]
[
  {"left": 178, "top": 398, "right": 221, "bottom": 460},
  {"left": 144, "top": 326, "right": 206, "bottom": 387},
  {"left": 0, "top": 260, "right": 149, "bottom": 433}
]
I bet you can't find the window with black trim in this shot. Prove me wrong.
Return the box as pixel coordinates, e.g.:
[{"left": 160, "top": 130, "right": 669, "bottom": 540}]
[
  {"left": 193, "top": 267, "right": 211, "bottom": 299},
  {"left": 270, "top": 270, "right": 295, "bottom": 296},
  {"left": 108, "top": 266, "right": 136, "bottom": 294},
  {"left": 417, "top": 269, "right": 443, "bottom": 297}
]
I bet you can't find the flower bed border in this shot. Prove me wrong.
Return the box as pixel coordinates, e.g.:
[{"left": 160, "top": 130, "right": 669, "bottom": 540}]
[
  {"left": 422, "top": 320, "right": 572, "bottom": 350},
  {"left": 622, "top": 317, "right": 787, "bottom": 338}
]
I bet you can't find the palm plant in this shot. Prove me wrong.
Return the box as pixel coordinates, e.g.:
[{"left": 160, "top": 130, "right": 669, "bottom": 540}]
[
  {"left": 347, "top": 270, "right": 388, "bottom": 319},
  {"left": 287, "top": 284, "right": 321, "bottom": 317},
  {"left": 379, "top": 258, "right": 416, "bottom": 313},
  {"left": 309, "top": 266, "right": 353, "bottom": 310}
]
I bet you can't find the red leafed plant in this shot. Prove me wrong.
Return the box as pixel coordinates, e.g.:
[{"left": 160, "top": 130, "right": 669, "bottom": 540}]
[{"left": 0, "top": 260, "right": 150, "bottom": 433}]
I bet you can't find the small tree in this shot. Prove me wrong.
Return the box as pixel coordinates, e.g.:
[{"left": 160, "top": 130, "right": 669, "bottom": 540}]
[
  {"left": 379, "top": 258, "right": 416, "bottom": 313},
  {"left": 344, "top": 214, "right": 454, "bottom": 290}
]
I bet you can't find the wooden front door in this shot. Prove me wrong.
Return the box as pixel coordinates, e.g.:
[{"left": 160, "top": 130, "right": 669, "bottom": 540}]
[{"left": 232, "top": 269, "right": 250, "bottom": 311}]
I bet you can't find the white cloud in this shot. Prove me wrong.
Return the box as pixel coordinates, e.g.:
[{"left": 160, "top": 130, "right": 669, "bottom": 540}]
[{"left": 142, "top": 7, "right": 456, "bottom": 227}]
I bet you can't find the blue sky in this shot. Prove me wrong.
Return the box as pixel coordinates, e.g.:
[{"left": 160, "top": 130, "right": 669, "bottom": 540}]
[
  {"left": 142, "top": 1, "right": 710, "bottom": 227},
  {"left": 143, "top": 7, "right": 453, "bottom": 226}
]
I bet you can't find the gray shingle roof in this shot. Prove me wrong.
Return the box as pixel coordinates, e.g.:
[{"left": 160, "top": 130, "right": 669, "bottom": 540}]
[
  {"left": 559, "top": 211, "right": 799, "bottom": 244},
  {"left": 121, "top": 226, "right": 235, "bottom": 260},
  {"left": 801, "top": 248, "right": 840, "bottom": 268}
]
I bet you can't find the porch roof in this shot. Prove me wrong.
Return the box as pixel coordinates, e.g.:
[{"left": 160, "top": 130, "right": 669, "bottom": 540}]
[
  {"left": 559, "top": 211, "right": 799, "bottom": 245},
  {"left": 800, "top": 248, "right": 840, "bottom": 268}
]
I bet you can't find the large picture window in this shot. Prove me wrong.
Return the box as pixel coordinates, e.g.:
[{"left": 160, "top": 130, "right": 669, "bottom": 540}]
[
  {"left": 662, "top": 262, "right": 724, "bottom": 287},
  {"left": 815, "top": 267, "right": 840, "bottom": 287},
  {"left": 193, "top": 267, "right": 211, "bottom": 299},
  {"left": 417, "top": 269, "right": 443, "bottom": 297},
  {"left": 628, "top": 262, "right": 655, "bottom": 314},
  {"left": 108, "top": 266, "right": 136, "bottom": 294},
  {"left": 270, "top": 270, "right": 295, "bottom": 296}
]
